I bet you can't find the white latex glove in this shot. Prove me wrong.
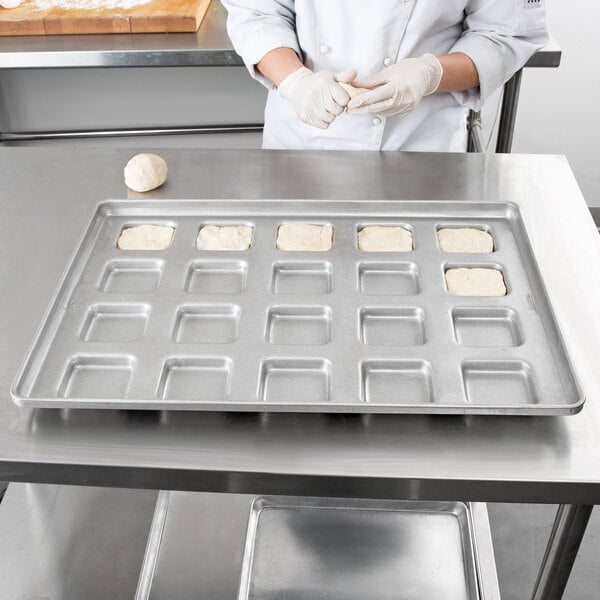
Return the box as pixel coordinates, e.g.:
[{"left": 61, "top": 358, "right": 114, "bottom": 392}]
[
  {"left": 278, "top": 67, "right": 356, "bottom": 129},
  {"left": 347, "top": 54, "right": 443, "bottom": 117}
]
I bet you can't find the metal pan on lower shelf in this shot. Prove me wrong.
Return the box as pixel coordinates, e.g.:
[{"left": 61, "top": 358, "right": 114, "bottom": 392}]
[{"left": 136, "top": 492, "right": 500, "bottom": 600}]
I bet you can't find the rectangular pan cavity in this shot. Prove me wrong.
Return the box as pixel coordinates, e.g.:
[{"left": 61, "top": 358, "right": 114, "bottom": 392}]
[
  {"left": 173, "top": 305, "right": 240, "bottom": 344},
  {"left": 452, "top": 307, "right": 523, "bottom": 347},
  {"left": 444, "top": 263, "right": 508, "bottom": 297},
  {"left": 462, "top": 360, "right": 538, "bottom": 406},
  {"left": 361, "top": 360, "right": 433, "bottom": 404},
  {"left": 356, "top": 223, "right": 414, "bottom": 252},
  {"left": 259, "top": 359, "right": 331, "bottom": 403},
  {"left": 358, "top": 262, "right": 420, "bottom": 296},
  {"left": 58, "top": 354, "right": 135, "bottom": 399},
  {"left": 158, "top": 357, "right": 232, "bottom": 402},
  {"left": 436, "top": 224, "right": 495, "bottom": 253},
  {"left": 360, "top": 307, "right": 426, "bottom": 346},
  {"left": 81, "top": 303, "right": 150, "bottom": 343},
  {"left": 266, "top": 306, "right": 332, "bottom": 345},
  {"left": 98, "top": 259, "right": 163, "bottom": 294},
  {"left": 272, "top": 261, "right": 333, "bottom": 295},
  {"left": 185, "top": 260, "right": 248, "bottom": 295}
]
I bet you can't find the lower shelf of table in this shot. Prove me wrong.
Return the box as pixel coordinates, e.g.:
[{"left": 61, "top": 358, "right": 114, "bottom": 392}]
[
  {"left": 137, "top": 491, "right": 501, "bottom": 600},
  {"left": 0, "top": 483, "right": 500, "bottom": 600}
]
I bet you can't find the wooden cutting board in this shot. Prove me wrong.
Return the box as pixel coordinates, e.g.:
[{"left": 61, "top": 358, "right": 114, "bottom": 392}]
[{"left": 0, "top": 0, "right": 212, "bottom": 35}]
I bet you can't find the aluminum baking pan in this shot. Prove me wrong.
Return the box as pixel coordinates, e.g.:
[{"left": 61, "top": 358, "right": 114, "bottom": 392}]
[{"left": 12, "top": 199, "right": 583, "bottom": 415}]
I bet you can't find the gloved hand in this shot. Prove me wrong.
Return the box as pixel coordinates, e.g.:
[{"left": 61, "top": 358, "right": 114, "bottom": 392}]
[
  {"left": 278, "top": 67, "right": 356, "bottom": 129},
  {"left": 347, "top": 54, "right": 443, "bottom": 117}
]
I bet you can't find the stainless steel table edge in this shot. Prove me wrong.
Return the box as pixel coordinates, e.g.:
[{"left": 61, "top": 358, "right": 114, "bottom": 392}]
[{"left": 3, "top": 462, "right": 600, "bottom": 506}]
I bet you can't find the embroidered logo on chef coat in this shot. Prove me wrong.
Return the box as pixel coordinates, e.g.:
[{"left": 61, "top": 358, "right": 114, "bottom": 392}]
[{"left": 523, "top": 0, "right": 543, "bottom": 8}]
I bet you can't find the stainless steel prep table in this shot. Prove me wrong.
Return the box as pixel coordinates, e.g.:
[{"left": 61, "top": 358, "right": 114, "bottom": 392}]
[
  {"left": 0, "top": 1, "right": 560, "bottom": 147},
  {"left": 1, "top": 148, "right": 599, "bottom": 597}
]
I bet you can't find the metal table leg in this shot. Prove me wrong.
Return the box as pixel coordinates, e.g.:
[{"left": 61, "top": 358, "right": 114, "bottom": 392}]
[
  {"left": 467, "top": 110, "right": 484, "bottom": 153},
  {"left": 496, "top": 69, "right": 523, "bottom": 154},
  {"left": 531, "top": 504, "right": 594, "bottom": 600}
]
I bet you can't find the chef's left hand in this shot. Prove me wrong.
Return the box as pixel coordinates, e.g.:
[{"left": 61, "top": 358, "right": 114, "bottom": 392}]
[{"left": 347, "top": 54, "right": 443, "bottom": 117}]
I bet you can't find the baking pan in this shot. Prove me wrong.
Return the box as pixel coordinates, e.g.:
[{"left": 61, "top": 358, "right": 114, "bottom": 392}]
[
  {"left": 237, "top": 496, "right": 498, "bottom": 600},
  {"left": 12, "top": 199, "right": 583, "bottom": 414},
  {"left": 134, "top": 492, "right": 500, "bottom": 600}
]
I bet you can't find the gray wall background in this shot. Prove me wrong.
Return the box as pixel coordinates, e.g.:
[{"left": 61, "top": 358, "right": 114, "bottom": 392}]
[{"left": 491, "top": 1, "right": 599, "bottom": 206}]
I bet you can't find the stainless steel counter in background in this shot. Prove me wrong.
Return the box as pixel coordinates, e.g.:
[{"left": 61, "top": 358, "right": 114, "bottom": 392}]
[
  {"left": 0, "top": 0, "right": 238, "bottom": 68},
  {"left": 0, "top": 1, "right": 560, "bottom": 149},
  {"left": 0, "top": 2, "right": 561, "bottom": 70},
  {"left": 0, "top": 147, "right": 599, "bottom": 505}
]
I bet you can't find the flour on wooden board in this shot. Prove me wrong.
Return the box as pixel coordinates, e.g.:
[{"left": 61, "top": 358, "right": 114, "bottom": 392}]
[{"left": 34, "top": 0, "right": 153, "bottom": 10}]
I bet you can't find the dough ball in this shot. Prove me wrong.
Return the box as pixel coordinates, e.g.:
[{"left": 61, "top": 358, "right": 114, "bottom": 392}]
[
  {"left": 276, "top": 224, "right": 333, "bottom": 252},
  {"left": 117, "top": 224, "right": 174, "bottom": 251},
  {"left": 124, "top": 153, "right": 168, "bottom": 193},
  {"left": 339, "top": 82, "right": 370, "bottom": 100},
  {"left": 438, "top": 228, "right": 493, "bottom": 253},
  {"left": 0, "top": 0, "right": 22, "bottom": 8},
  {"left": 358, "top": 226, "right": 413, "bottom": 252},
  {"left": 197, "top": 225, "right": 253, "bottom": 251},
  {"left": 445, "top": 268, "right": 506, "bottom": 297}
]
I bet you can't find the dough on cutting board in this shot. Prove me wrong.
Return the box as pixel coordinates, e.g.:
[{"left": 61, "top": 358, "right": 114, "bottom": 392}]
[
  {"left": 358, "top": 226, "right": 413, "bottom": 252},
  {"left": 117, "top": 224, "right": 174, "bottom": 251},
  {"left": 196, "top": 225, "right": 253, "bottom": 251},
  {"left": 339, "top": 82, "right": 370, "bottom": 100},
  {"left": 124, "top": 153, "right": 168, "bottom": 193},
  {"left": 438, "top": 228, "right": 493, "bottom": 253},
  {"left": 445, "top": 268, "right": 506, "bottom": 297},
  {"left": 276, "top": 224, "right": 333, "bottom": 252}
]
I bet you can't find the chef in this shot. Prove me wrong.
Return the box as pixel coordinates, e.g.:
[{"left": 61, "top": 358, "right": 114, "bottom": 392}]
[{"left": 221, "top": 0, "right": 547, "bottom": 152}]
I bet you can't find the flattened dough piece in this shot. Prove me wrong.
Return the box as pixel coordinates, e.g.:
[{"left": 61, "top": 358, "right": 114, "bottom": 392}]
[
  {"left": 339, "top": 82, "right": 370, "bottom": 100},
  {"left": 197, "top": 225, "right": 253, "bottom": 251},
  {"left": 277, "top": 224, "right": 333, "bottom": 252},
  {"left": 117, "top": 224, "right": 174, "bottom": 251},
  {"left": 358, "top": 226, "right": 413, "bottom": 252},
  {"left": 445, "top": 268, "right": 506, "bottom": 297},
  {"left": 124, "top": 153, "right": 168, "bottom": 193},
  {"left": 438, "top": 228, "right": 493, "bottom": 253}
]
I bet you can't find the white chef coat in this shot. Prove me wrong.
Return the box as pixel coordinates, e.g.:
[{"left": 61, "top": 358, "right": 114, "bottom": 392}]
[{"left": 221, "top": 0, "right": 548, "bottom": 152}]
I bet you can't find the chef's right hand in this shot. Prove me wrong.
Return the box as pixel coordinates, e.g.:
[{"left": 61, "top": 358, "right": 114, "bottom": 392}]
[{"left": 278, "top": 67, "right": 356, "bottom": 129}]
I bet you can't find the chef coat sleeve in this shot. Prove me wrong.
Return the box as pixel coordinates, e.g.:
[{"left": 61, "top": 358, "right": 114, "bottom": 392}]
[
  {"left": 220, "top": 0, "right": 300, "bottom": 89},
  {"left": 449, "top": 0, "right": 549, "bottom": 110}
]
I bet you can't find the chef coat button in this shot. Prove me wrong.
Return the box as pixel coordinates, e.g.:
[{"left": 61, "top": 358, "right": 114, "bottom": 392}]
[
  {"left": 319, "top": 44, "right": 330, "bottom": 54},
  {"left": 383, "top": 57, "right": 393, "bottom": 66},
  {"left": 372, "top": 117, "right": 382, "bottom": 126}
]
